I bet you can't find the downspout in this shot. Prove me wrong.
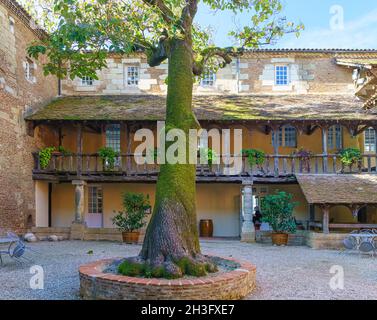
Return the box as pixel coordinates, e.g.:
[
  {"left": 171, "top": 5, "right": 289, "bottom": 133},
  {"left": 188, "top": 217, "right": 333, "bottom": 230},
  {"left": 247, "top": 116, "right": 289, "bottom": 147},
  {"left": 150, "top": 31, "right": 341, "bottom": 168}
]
[
  {"left": 236, "top": 57, "right": 241, "bottom": 93},
  {"left": 58, "top": 78, "right": 61, "bottom": 96}
]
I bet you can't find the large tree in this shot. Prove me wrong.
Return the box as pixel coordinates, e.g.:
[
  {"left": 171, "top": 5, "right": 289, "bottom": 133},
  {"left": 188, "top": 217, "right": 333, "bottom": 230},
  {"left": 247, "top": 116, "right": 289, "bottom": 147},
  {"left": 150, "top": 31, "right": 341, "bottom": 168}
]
[{"left": 27, "top": 0, "right": 302, "bottom": 278}]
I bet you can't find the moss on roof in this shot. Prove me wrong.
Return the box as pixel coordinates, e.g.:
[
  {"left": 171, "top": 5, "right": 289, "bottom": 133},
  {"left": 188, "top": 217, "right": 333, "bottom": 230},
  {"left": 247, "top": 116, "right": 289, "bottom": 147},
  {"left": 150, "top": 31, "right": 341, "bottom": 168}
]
[
  {"left": 297, "top": 174, "right": 377, "bottom": 204},
  {"left": 336, "top": 58, "right": 377, "bottom": 67},
  {"left": 25, "top": 94, "right": 377, "bottom": 122}
]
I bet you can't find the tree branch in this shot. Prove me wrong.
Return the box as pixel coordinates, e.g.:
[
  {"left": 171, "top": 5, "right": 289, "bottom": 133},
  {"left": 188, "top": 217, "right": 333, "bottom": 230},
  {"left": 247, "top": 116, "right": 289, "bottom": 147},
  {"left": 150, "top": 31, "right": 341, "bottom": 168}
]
[
  {"left": 180, "top": 0, "right": 198, "bottom": 31},
  {"left": 192, "top": 47, "right": 238, "bottom": 76},
  {"left": 141, "top": 0, "right": 175, "bottom": 24}
]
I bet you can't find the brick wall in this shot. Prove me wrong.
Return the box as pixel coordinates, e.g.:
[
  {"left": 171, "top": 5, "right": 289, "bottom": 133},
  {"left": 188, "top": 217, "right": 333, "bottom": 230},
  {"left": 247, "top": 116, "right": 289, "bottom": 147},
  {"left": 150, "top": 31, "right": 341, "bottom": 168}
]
[{"left": 0, "top": 1, "right": 58, "bottom": 232}]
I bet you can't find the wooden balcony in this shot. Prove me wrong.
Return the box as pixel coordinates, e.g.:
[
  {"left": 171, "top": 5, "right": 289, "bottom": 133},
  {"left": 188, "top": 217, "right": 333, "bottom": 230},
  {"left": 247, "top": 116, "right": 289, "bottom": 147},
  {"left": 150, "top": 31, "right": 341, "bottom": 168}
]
[{"left": 32, "top": 153, "right": 377, "bottom": 183}]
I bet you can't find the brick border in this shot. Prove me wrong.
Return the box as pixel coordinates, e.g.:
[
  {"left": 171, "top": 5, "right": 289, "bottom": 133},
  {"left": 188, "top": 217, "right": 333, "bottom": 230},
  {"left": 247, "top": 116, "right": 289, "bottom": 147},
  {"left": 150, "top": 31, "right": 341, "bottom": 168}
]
[{"left": 79, "top": 256, "right": 256, "bottom": 300}]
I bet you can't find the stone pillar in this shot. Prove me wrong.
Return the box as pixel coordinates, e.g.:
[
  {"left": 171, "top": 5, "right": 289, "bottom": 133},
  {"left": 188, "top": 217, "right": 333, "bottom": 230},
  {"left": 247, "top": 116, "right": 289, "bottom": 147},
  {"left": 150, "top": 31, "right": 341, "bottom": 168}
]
[
  {"left": 241, "top": 182, "right": 255, "bottom": 242},
  {"left": 321, "top": 204, "right": 330, "bottom": 234},
  {"left": 71, "top": 180, "right": 86, "bottom": 240}
]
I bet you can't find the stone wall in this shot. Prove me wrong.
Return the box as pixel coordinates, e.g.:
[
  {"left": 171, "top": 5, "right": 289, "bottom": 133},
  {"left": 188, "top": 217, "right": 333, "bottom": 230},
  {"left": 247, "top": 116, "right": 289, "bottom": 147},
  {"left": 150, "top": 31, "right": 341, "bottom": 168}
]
[
  {"left": 0, "top": 1, "right": 58, "bottom": 232},
  {"left": 256, "top": 230, "right": 307, "bottom": 246},
  {"left": 305, "top": 231, "right": 348, "bottom": 249},
  {"left": 60, "top": 51, "right": 371, "bottom": 96}
]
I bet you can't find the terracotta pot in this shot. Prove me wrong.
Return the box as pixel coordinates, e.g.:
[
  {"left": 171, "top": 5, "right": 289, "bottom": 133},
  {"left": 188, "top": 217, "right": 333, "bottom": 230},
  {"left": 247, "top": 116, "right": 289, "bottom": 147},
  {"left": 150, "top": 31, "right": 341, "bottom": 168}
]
[
  {"left": 122, "top": 231, "right": 140, "bottom": 244},
  {"left": 271, "top": 232, "right": 289, "bottom": 246},
  {"left": 199, "top": 219, "right": 213, "bottom": 237}
]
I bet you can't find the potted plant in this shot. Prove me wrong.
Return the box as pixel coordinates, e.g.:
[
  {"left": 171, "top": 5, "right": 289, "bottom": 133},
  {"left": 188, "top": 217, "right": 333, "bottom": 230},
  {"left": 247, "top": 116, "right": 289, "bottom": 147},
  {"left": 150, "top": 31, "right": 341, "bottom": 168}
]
[
  {"left": 199, "top": 147, "right": 218, "bottom": 170},
  {"left": 260, "top": 191, "right": 298, "bottom": 246},
  {"left": 242, "top": 149, "right": 265, "bottom": 172},
  {"left": 293, "top": 148, "right": 312, "bottom": 173},
  {"left": 112, "top": 192, "right": 150, "bottom": 244},
  {"left": 38, "top": 146, "right": 56, "bottom": 169},
  {"left": 338, "top": 147, "right": 362, "bottom": 172},
  {"left": 98, "top": 146, "right": 119, "bottom": 171}
]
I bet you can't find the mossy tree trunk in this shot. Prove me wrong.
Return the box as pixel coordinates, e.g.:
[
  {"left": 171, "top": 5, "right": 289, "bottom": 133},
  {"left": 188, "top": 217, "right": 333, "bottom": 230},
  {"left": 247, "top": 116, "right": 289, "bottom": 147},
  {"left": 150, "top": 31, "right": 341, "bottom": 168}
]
[{"left": 138, "top": 38, "right": 215, "bottom": 278}]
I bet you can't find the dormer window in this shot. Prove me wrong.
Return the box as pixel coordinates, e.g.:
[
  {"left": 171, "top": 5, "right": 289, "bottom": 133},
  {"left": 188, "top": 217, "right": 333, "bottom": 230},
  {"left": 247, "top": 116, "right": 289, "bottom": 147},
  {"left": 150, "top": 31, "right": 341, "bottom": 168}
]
[
  {"left": 81, "top": 76, "right": 93, "bottom": 86},
  {"left": 201, "top": 71, "right": 216, "bottom": 87},
  {"left": 275, "top": 65, "right": 289, "bottom": 85}
]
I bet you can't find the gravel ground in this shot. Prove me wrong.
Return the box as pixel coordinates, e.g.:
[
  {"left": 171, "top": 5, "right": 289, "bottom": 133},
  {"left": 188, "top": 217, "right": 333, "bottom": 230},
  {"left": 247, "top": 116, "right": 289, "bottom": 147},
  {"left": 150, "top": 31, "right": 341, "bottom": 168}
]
[{"left": 0, "top": 240, "right": 376, "bottom": 300}]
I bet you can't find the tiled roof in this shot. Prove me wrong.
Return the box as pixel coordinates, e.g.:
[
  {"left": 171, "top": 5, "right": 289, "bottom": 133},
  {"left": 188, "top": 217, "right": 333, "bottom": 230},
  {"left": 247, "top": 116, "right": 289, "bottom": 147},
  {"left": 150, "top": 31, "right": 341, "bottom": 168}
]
[
  {"left": 25, "top": 94, "right": 377, "bottom": 122},
  {"left": 297, "top": 174, "right": 377, "bottom": 204}
]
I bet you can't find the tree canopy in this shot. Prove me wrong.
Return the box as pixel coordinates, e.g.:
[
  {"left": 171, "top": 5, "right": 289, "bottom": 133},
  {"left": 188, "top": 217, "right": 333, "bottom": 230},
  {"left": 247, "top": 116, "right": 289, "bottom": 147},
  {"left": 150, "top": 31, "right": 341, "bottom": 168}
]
[{"left": 24, "top": 0, "right": 303, "bottom": 80}]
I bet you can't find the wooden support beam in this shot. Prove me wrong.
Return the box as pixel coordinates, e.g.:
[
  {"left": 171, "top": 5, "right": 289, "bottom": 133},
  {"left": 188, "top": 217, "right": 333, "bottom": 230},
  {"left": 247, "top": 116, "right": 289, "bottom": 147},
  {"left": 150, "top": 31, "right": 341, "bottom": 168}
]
[
  {"left": 321, "top": 127, "right": 328, "bottom": 173},
  {"left": 76, "top": 124, "right": 83, "bottom": 176},
  {"left": 272, "top": 127, "right": 279, "bottom": 177}
]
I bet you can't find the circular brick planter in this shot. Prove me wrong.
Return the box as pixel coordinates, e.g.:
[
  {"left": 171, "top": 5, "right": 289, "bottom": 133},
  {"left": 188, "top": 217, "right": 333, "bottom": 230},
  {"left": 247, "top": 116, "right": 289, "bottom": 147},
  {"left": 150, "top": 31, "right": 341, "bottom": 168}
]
[{"left": 79, "top": 256, "right": 256, "bottom": 300}]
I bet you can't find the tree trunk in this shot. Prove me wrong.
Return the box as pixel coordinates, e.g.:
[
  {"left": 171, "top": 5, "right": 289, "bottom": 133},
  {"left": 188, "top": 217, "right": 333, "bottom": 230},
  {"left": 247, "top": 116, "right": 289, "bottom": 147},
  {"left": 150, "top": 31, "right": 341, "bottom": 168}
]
[{"left": 137, "top": 39, "right": 216, "bottom": 278}]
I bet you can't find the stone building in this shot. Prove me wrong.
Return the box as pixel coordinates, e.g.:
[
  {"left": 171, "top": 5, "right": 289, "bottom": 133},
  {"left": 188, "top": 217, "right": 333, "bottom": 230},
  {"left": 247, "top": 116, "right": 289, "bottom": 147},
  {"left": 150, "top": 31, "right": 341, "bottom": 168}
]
[
  {"left": 2, "top": 0, "right": 377, "bottom": 249},
  {"left": 0, "top": 0, "right": 58, "bottom": 232}
]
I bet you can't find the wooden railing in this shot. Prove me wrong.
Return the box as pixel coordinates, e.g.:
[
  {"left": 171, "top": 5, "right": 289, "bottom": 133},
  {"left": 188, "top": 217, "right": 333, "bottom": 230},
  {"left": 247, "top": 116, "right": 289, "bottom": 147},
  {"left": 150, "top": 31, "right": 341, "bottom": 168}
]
[{"left": 32, "top": 152, "right": 377, "bottom": 178}]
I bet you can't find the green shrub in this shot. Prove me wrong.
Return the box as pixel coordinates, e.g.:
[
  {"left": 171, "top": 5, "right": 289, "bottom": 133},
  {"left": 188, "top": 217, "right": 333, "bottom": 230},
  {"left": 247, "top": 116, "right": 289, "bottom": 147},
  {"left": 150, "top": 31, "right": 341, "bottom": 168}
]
[
  {"left": 98, "top": 146, "right": 119, "bottom": 170},
  {"left": 38, "top": 147, "right": 56, "bottom": 169},
  {"left": 111, "top": 192, "right": 150, "bottom": 232},
  {"left": 199, "top": 148, "right": 218, "bottom": 167},
  {"left": 261, "top": 191, "right": 298, "bottom": 234},
  {"left": 242, "top": 149, "right": 265, "bottom": 166},
  {"left": 339, "top": 148, "right": 361, "bottom": 166}
]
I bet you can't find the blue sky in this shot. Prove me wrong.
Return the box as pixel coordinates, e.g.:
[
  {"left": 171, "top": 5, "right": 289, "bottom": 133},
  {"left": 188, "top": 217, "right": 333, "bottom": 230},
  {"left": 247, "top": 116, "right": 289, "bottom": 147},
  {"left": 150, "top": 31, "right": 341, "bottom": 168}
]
[{"left": 195, "top": 0, "right": 377, "bottom": 49}]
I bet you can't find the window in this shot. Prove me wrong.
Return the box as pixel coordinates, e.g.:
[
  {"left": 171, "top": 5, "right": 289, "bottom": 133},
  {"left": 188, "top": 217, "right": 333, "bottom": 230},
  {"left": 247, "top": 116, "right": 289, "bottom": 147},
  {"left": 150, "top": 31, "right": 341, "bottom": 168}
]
[
  {"left": 365, "top": 127, "right": 376, "bottom": 152},
  {"left": 275, "top": 65, "right": 289, "bottom": 85},
  {"left": 106, "top": 124, "right": 121, "bottom": 152},
  {"left": 24, "top": 58, "right": 35, "bottom": 82},
  {"left": 272, "top": 125, "right": 297, "bottom": 147},
  {"left": 127, "top": 66, "right": 139, "bottom": 86},
  {"left": 81, "top": 76, "right": 93, "bottom": 86},
  {"left": 9, "top": 17, "right": 15, "bottom": 34},
  {"left": 88, "top": 186, "right": 103, "bottom": 214},
  {"left": 328, "top": 125, "right": 343, "bottom": 150},
  {"left": 201, "top": 71, "right": 216, "bottom": 86},
  {"left": 24, "top": 59, "right": 31, "bottom": 80}
]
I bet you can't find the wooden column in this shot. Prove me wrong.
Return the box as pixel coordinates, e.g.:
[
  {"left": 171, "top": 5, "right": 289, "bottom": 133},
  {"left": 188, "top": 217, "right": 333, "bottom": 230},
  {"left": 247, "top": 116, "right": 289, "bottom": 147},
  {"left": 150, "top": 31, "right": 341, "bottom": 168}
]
[
  {"left": 126, "top": 124, "right": 132, "bottom": 174},
  {"left": 272, "top": 127, "right": 279, "bottom": 176},
  {"left": 48, "top": 183, "right": 52, "bottom": 227},
  {"left": 76, "top": 123, "right": 83, "bottom": 176},
  {"left": 321, "top": 204, "right": 330, "bottom": 234},
  {"left": 322, "top": 126, "right": 328, "bottom": 173}
]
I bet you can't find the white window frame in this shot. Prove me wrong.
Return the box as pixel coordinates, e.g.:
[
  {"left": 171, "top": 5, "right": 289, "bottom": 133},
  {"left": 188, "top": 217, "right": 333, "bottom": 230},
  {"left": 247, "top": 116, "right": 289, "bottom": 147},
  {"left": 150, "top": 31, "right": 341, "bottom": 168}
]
[
  {"left": 24, "top": 60, "right": 31, "bottom": 80},
  {"left": 201, "top": 71, "right": 216, "bottom": 87},
  {"left": 364, "top": 127, "right": 376, "bottom": 152},
  {"left": 328, "top": 125, "right": 343, "bottom": 150},
  {"left": 88, "top": 186, "right": 103, "bottom": 214},
  {"left": 9, "top": 17, "right": 15, "bottom": 34},
  {"left": 275, "top": 65, "right": 289, "bottom": 86},
  {"left": 126, "top": 66, "right": 139, "bottom": 86},
  {"left": 81, "top": 76, "right": 94, "bottom": 86}
]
